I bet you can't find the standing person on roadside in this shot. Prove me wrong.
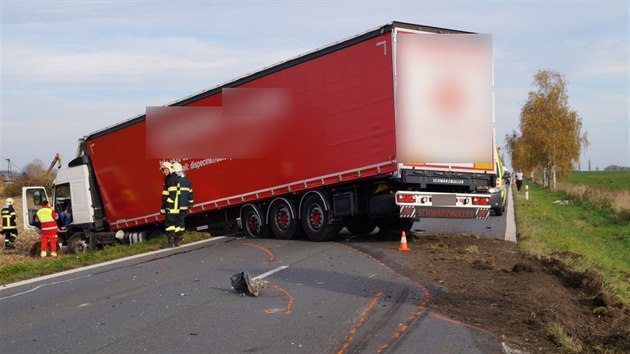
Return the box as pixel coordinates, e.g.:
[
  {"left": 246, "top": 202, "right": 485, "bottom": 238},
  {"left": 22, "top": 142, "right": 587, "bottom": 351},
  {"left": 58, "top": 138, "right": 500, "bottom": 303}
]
[
  {"left": 34, "top": 200, "right": 59, "bottom": 258},
  {"left": 160, "top": 161, "right": 179, "bottom": 248},
  {"left": 172, "top": 162, "right": 193, "bottom": 246},
  {"left": 515, "top": 171, "right": 524, "bottom": 191},
  {"left": 1, "top": 198, "right": 18, "bottom": 250}
]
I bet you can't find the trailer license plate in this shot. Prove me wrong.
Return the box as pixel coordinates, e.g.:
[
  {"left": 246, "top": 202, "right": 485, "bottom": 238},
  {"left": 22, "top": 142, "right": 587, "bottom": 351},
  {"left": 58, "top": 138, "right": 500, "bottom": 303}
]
[{"left": 433, "top": 194, "right": 456, "bottom": 206}]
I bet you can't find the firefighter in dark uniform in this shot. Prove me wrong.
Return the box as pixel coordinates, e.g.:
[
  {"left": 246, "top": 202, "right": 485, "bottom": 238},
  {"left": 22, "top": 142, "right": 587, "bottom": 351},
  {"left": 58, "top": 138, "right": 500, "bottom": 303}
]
[
  {"left": 160, "top": 161, "right": 180, "bottom": 248},
  {"left": 1, "top": 198, "right": 18, "bottom": 249},
  {"left": 172, "top": 162, "right": 193, "bottom": 245}
]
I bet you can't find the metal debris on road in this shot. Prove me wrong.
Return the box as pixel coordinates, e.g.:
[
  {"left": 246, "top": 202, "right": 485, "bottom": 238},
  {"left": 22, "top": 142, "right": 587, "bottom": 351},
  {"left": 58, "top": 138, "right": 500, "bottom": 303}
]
[{"left": 230, "top": 271, "right": 269, "bottom": 297}]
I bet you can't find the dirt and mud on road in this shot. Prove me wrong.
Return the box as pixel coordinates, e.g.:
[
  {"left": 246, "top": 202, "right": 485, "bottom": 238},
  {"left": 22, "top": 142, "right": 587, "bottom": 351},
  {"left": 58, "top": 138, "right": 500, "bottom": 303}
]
[{"left": 357, "top": 232, "right": 629, "bottom": 353}]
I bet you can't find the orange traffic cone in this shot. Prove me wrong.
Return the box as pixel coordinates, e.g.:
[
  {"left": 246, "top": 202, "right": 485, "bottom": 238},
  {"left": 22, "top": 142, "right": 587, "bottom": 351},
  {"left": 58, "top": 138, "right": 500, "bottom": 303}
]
[{"left": 399, "top": 231, "right": 410, "bottom": 251}]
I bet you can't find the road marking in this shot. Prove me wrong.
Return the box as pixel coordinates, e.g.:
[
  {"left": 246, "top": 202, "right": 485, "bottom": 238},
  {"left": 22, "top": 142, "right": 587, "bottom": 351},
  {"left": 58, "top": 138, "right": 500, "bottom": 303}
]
[
  {"left": 242, "top": 242, "right": 277, "bottom": 263},
  {"left": 252, "top": 265, "right": 288, "bottom": 280},
  {"left": 338, "top": 292, "right": 383, "bottom": 353},
  {"left": 264, "top": 284, "right": 293, "bottom": 315},
  {"left": 0, "top": 274, "right": 92, "bottom": 300},
  {"left": 0, "top": 236, "right": 226, "bottom": 293},
  {"left": 342, "top": 244, "right": 433, "bottom": 353}
]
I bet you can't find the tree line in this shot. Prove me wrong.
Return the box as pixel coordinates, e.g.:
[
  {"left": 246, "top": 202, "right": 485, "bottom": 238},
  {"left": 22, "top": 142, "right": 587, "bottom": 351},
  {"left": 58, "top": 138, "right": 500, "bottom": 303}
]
[{"left": 1, "top": 160, "right": 56, "bottom": 197}]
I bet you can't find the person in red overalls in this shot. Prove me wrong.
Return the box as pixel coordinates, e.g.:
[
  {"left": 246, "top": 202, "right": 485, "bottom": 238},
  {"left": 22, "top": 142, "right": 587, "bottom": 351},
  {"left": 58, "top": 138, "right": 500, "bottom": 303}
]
[{"left": 34, "top": 200, "right": 59, "bottom": 259}]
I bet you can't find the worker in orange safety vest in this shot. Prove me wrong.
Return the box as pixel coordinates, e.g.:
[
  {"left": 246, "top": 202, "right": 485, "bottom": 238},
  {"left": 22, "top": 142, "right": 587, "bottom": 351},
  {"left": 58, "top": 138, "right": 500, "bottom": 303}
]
[{"left": 34, "top": 200, "right": 60, "bottom": 258}]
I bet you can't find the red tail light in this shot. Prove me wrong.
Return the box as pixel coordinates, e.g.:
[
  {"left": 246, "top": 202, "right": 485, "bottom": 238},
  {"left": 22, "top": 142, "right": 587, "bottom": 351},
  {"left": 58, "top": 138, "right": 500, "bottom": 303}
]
[
  {"left": 397, "top": 194, "right": 416, "bottom": 203},
  {"left": 472, "top": 197, "right": 489, "bottom": 206}
]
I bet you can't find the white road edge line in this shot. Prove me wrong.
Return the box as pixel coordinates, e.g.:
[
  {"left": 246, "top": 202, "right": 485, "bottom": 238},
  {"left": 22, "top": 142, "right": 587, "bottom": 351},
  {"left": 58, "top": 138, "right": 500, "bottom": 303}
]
[
  {"left": 0, "top": 236, "right": 226, "bottom": 292},
  {"left": 253, "top": 266, "right": 289, "bottom": 280}
]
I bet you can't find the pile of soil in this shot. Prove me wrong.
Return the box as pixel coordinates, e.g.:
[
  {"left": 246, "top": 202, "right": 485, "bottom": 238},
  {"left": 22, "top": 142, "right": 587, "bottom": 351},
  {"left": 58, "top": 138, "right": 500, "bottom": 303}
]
[{"left": 371, "top": 233, "right": 629, "bottom": 353}]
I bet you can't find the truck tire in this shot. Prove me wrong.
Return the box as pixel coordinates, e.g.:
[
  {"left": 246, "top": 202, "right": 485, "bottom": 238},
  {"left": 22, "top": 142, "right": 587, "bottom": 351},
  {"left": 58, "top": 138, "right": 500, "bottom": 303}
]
[
  {"left": 241, "top": 205, "right": 270, "bottom": 238},
  {"left": 378, "top": 218, "right": 414, "bottom": 234},
  {"left": 301, "top": 194, "right": 340, "bottom": 242},
  {"left": 269, "top": 199, "right": 301, "bottom": 240},
  {"left": 345, "top": 216, "right": 376, "bottom": 235},
  {"left": 67, "top": 232, "right": 88, "bottom": 254}
]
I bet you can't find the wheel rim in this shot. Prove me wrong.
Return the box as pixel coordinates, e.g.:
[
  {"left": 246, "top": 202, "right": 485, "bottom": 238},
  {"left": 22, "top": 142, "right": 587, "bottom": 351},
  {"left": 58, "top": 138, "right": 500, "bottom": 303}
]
[
  {"left": 247, "top": 212, "right": 262, "bottom": 235},
  {"left": 276, "top": 206, "right": 291, "bottom": 231},
  {"left": 308, "top": 205, "right": 324, "bottom": 231},
  {"left": 69, "top": 235, "right": 87, "bottom": 253}
]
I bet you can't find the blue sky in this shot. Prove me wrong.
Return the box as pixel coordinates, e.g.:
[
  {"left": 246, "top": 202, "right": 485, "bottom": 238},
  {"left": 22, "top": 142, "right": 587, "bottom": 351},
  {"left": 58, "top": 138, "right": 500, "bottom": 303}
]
[{"left": 1, "top": 1, "right": 628, "bottom": 172}]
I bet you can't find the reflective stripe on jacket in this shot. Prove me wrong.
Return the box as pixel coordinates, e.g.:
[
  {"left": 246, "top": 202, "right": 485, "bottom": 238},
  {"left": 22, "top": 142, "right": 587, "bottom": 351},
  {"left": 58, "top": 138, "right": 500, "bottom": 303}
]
[
  {"left": 161, "top": 173, "right": 180, "bottom": 214},
  {"left": 1, "top": 206, "right": 17, "bottom": 229},
  {"left": 35, "top": 206, "right": 58, "bottom": 233},
  {"left": 177, "top": 176, "right": 194, "bottom": 211}
]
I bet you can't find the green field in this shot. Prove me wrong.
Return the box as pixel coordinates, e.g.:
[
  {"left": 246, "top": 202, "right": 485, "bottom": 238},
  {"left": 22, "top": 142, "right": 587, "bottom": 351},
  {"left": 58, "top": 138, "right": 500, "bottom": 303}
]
[
  {"left": 559, "top": 171, "right": 630, "bottom": 190},
  {"left": 513, "top": 179, "right": 630, "bottom": 304}
]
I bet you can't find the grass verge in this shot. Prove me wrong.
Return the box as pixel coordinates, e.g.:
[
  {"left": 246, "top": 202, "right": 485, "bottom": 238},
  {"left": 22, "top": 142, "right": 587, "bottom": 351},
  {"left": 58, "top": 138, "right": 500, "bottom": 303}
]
[
  {"left": 513, "top": 179, "right": 630, "bottom": 305},
  {"left": 0, "top": 231, "right": 213, "bottom": 285}
]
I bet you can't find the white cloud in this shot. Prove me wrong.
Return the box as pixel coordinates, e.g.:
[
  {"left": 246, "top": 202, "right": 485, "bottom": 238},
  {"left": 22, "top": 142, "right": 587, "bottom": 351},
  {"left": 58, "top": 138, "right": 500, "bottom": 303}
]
[
  {"left": 564, "top": 37, "right": 629, "bottom": 82},
  {"left": 3, "top": 36, "right": 302, "bottom": 89}
]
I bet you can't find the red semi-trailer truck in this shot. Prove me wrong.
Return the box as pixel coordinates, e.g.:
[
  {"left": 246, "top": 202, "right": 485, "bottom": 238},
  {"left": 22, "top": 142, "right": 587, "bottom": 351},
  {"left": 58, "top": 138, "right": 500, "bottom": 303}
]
[{"left": 23, "top": 21, "right": 497, "bottom": 252}]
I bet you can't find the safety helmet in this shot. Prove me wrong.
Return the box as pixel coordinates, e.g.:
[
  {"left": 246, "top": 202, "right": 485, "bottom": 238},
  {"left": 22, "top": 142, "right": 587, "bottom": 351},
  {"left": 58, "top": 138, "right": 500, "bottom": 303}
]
[
  {"left": 172, "top": 162, "right": 183, "bottom": 173},
  {"left": 160, "top": 161, "right": 173, "bottom": 173},
  {"left": 5, "top": 198, "right": 13, "bottom": 206}
]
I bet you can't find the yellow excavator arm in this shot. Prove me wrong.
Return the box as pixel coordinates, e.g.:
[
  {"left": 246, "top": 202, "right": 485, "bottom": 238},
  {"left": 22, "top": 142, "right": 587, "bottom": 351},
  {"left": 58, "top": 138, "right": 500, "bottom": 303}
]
[{"left": 44, "top": 153, "right": 62, "bottom": 178}]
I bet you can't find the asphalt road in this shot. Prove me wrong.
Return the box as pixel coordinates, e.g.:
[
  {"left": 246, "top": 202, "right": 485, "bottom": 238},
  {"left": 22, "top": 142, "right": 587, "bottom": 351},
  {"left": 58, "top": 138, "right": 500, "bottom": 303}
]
[
  {"left": 1, "top": 235, "right": 502, "bottom": 353},
  {"left": 411, "top": 187, "right": 516, "bottom": 242}
]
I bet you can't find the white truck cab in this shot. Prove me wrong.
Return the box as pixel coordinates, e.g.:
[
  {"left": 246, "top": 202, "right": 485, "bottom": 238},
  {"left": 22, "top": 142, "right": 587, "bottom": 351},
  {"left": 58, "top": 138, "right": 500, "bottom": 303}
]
[{"left": 21, "top": 154, "right": 122, "bottom": 253}]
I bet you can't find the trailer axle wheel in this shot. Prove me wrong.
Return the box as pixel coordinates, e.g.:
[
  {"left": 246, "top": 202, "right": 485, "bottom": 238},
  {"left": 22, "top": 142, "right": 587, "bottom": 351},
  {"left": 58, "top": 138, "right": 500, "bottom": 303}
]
[
  {"left": 301, "top": 194, "right": 340, "bottom": 242},
  {"left": 269, "top": 199, "right": 301, "bottom": 240},
  {"left": 241, "top": 205, "right": 269, "bottom": 238}
]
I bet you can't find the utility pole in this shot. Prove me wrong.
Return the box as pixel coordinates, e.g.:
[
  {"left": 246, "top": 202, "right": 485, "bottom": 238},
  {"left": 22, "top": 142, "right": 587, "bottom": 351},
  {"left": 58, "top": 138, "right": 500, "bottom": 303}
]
[{"left": 5, "top": 158, "right": 11, "bottom": 182}]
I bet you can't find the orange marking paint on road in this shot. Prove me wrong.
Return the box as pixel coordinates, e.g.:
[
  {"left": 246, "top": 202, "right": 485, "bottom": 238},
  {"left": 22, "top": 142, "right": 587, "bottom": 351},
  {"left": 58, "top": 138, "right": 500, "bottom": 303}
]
[
  {"left": 336, "top": 291, "right": 383, "bottom": 354},
  {"left": 263, "top": 284, "right": 293, "bottom": 315},
  {"left": 242, "top": 242, "right": 276, "bottom": 263},
  {"left": 342, "top": 244, "right": 434, "bottom": 352},
  {"left": 376, "top": 343, "right": 389, "bottom": 353},
  {"left": 432, "top": 313, "right": 489, "bottom": 333}
]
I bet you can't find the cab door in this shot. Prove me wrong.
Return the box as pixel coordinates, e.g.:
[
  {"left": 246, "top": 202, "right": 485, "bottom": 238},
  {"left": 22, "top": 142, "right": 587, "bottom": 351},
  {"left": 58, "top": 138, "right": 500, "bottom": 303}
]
[{"left": 22, "top": 187, "right": 49, "bottom": 230}]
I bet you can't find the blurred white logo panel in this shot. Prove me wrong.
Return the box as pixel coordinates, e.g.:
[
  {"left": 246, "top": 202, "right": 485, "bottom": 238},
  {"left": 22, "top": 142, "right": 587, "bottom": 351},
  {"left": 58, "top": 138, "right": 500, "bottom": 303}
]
[{"left": 396, "top": 33, "right": 494, "bottom": 164}]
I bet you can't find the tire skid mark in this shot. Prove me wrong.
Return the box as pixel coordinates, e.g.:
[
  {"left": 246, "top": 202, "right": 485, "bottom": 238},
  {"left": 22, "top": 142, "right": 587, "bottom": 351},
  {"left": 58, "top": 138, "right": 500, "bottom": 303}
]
[
  {"left": 337, "top": 292, "right": 383, "bottom": 354},
  {"left": 340, "top": 245, "right": 431, "bottom": 354},
  {"left": 342, "top": 244, "right": 487, "bottom": 353},
  {"left": 264, "top": 284, "right": 293, "bottom": 315},
  {"left": 344, "top": 244, "right": 490, "bottom": 352},
  {"left": 242, "top": 242, "right": 278, "bottom": 263}
]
